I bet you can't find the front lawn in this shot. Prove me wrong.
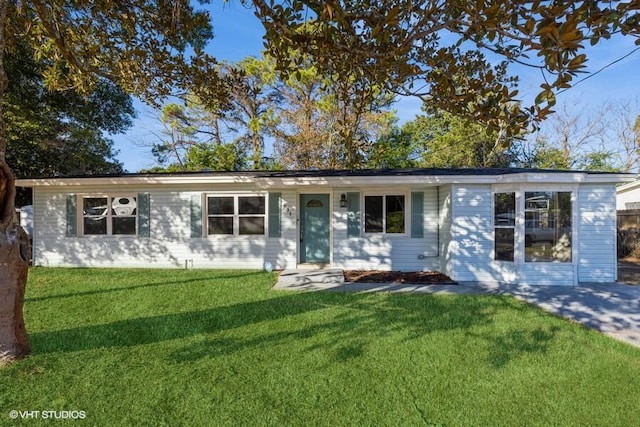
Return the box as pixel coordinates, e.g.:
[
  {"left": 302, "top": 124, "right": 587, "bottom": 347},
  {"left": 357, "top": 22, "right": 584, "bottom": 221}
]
[{"left": 2, "top": 268, "right": 640, "bottom": 425}]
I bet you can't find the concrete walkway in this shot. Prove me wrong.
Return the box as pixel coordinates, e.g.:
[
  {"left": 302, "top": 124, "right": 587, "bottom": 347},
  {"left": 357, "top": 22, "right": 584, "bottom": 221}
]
[{"left": 274, "top": 269, "right": 640, "bottom": 348}]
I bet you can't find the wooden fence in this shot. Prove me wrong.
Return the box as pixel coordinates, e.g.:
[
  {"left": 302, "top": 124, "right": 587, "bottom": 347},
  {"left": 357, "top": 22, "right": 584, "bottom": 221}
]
[{"left": 618, "top": 209, "right": 640, "bottom": 257}]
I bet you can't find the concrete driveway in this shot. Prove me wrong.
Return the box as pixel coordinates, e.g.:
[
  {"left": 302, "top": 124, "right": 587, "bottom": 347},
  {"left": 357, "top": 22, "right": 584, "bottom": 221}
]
[
  {"left": 497, "top": 282, "right": 640, "bottom": 347},
  {"left": 274, "top": 270, "right": 640, "bottom": 348}
]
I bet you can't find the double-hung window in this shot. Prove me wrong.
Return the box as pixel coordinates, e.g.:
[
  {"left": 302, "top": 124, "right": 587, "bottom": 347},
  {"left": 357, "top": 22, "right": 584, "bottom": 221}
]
[
  {"left": 364, "top": 194, "right": 406, "bottom": 234},
  {"left": 207, "top": 195, "right": 266, "bottom": 236},
  {"left": 82, "top": 196, "right": 137, "bottom": 235},
  {"left": 494, "top": 192, "right": 515, "bottom": 261}
]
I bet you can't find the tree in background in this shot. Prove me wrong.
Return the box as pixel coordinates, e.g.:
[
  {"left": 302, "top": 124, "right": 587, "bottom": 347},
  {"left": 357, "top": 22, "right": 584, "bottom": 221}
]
[
  {"left": 151, "top": 52, "right": 396, "bottom": 171},
  {"left": 1, "top": 0, "right": 217, "bottom": 363},
  {"left": 394, "top": 109, "right": 516, "bottom": 168},
  {"left": 151, "top": 103, "right": 203, "bottom": 170},
  {"left": 273, "top": 52, "right": 395, "bottom": 169},
  {"left": 184, "top": 143, "right": 248, "bottom": 171},
  {"left": 607, "top": 99, "right": 640, "bottom": 172},
  {"left": 152, "top": 57, "right": 280, "bottom": 171},
  {"left": 221, "top": 57, "right": 280, "bottom": 169},
  {"left": 253, "top": 0, "right": 640, "bottom": 148},
  {"left": 515, "top": 98, "right": 640, "bottom": 172},
  {"left": 271, "top": 62, "right": 329, "bottom": 169},
  {"left": 366, "top": 125, "right": 420, "bottom": 169}
]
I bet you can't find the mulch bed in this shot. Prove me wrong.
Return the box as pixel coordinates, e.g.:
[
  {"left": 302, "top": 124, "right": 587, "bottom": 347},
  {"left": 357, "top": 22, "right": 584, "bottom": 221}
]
[{"left": 343, "top": 270, "right": 457, "bottom": 285}]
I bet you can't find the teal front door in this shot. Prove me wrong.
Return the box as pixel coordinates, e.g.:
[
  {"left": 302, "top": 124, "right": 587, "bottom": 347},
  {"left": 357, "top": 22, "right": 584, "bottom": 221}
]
[{"left": 300, "top": 194, "right": 330, "bottom": 263}]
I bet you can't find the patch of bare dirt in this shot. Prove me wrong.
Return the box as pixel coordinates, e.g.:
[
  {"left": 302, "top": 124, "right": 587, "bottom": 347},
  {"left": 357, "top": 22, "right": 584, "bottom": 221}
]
[
  {"left": 618, "top": 257, "right": 640, "bottom": 285},
  {"left": 343, "top": 270, "right": 456, "bottom": 285}
]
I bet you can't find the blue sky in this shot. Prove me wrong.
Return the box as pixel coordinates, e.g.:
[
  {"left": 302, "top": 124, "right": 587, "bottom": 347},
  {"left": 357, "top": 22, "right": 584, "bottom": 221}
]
[{"left": 112, "top": 3, "right": 640, "bottom": 172}]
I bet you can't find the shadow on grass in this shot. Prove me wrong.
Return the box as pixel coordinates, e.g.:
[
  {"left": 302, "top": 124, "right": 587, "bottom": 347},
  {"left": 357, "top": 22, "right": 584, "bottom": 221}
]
[
  {"left": 26, "top": 271, "right": 266, "bottom": 303},
  {"left": 30, "top": 290, "right": 559, "bottom": 368},
  {"left": 483, "top": 326, "right": 560, "bottom": 368}
]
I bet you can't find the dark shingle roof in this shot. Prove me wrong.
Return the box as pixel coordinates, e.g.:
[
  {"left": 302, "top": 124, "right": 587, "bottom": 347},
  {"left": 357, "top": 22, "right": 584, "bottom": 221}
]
[{"left": 23, "top": 167, "right": 626, "bottom": 180}]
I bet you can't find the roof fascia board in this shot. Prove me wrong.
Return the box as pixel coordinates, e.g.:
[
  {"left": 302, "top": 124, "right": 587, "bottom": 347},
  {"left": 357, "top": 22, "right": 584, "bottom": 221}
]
[
  {"left": 16, "top": 171, "right": 635, "bottom": 188},
  {"left": 253, "top": 175, "right": 498, "bottom": 187},
  {"left": 583, "top": 174, "right": 636, "bottom": 184},
  {"left": 495, "top": 172, "right": 635, "bottom": 184},
  {"left": 615, "top": 179, "right": 640, "bottom": 193},
  {"left": 16, "top": 175, "right": 256, "bottom": 187}
]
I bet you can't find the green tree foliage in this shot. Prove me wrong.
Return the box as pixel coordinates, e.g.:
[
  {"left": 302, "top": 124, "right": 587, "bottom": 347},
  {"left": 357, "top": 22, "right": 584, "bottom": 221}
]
[
  {"left": 151, "top": 103, "right": 201, "bottom": 169},
  {"left": 185, "top": 143, "right": 248, "bottom": 171},
  {"left": 517, "top": 138, "right": 618, "bottom": 171},
  {"left": 252, "top": 0, "right": 640, "bottom": 139},
  {"left": 5, "top": 42, "right": 132, "bottom": 180},
  {"left": 400, "top": 110, "right": 514, "bottom": 168},
  {"left": 366, "top": 125, "right": 419, "bottom": 169},
  {"left": 578, "top": 151, "right": 618, "bottom": 172},
  {"left": 517, "top": 138, "right": 571, "bottom": 170}
]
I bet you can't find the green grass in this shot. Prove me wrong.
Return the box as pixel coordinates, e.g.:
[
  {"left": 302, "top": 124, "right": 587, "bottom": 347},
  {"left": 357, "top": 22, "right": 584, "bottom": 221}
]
[{"left": 2, "top": 268, "right": 640, "bottom": 426}]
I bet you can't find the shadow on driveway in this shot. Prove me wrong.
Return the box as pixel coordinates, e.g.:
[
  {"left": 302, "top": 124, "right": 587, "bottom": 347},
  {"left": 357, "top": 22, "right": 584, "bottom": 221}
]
[
  {"left": 275, "top": 269, "right": 640, "bottom": 348},
  {"left": 497, "top": 283, "right": 640, "bottom": 348}
]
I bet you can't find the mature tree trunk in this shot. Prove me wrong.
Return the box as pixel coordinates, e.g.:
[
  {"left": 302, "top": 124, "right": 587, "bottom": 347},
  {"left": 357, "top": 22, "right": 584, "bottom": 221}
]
[
  {"left": 0, "top": 0, "right": 31, "bottom": 365},
  {"left": 0, "top": 202, "right": 31, "bottom": 364}
]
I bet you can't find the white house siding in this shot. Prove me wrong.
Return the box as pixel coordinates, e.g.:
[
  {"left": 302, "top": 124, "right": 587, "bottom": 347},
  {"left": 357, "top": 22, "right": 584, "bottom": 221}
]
[
  {"left": 331, "top": 187, "right": 440, "bottom": 271},
  {"left": 438, "top": 185, "right": 453, "bottom": 277},
  {"left": 32, "top": 186, "right": 297, "bottom": 269},
  {"left": 517, "top": 263, "right": 575, "bottom": 286},
  {"left": 578, "top": 184, "right": 617, "bottom": 283},
  {"left": 616, "top": 182, "right": 640, "bottom": 210},
  {"left": 447, "top": 185, "right": 495, "bottom": 282}
]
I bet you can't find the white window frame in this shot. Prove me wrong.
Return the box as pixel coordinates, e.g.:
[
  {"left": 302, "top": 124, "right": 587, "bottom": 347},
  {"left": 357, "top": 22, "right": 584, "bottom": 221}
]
[
  {"left": 492, "top": 184, "right": 577, "bottom": 264},
  {"left": 80, "top": 195, "right": 138, "bottom": 237},
  {"left": 205, "top": 193, "right": 267, "bottom": 237},
  {"left": 493, "top": 192, "right": 516, "bottom": 262},
  {"left": 362, "top": 192, "right": 409, "bottom": 236},
  {"left": 522, "top": 189, "right": 574, "bottom": 264}
]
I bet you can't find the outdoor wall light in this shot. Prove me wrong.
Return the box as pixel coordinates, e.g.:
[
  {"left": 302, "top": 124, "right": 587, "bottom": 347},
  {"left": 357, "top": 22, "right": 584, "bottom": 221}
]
[{"left": 340, "top": 193, "right": 348, "bottom": 208}]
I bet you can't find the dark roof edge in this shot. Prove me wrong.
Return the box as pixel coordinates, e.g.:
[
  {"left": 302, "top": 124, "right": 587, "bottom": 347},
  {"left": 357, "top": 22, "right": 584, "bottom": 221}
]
[{"left": 16, "top": 167, "right": 635, "bottom": 180}]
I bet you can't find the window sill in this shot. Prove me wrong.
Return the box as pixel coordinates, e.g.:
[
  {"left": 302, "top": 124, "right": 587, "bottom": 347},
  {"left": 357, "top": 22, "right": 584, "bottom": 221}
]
[
  {"left": 362, "top": 233, "right": 409, "bottom": 238},
  {"left": 77, "top": 235, "right": 139, "bottom": 238},
  {"left": 206, "top": 234, "right": 267, "bottom": 238}
]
